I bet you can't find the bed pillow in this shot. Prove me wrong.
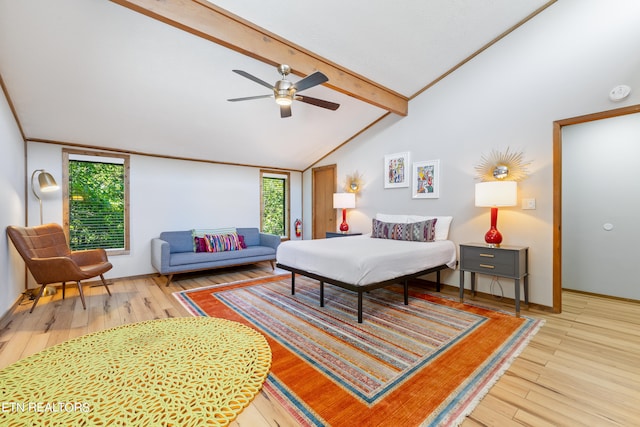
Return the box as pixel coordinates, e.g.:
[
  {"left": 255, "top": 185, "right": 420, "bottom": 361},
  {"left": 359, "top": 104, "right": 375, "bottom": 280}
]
[
  {"left": 371, "top": 218, "right": 437, "bottom": 242},
  {"left": 375, "top": 214, "right": 453, "bottom": 241}
]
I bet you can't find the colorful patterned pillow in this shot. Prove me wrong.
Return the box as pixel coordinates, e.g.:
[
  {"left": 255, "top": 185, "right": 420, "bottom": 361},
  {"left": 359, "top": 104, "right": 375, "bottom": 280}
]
[
  {"left": 192, "top": 227, "right": 237, "bottom": 252},
  {"left": 371, "top": 218, "right": 437, "bottom": 242},
  {"left": 203, "top": 232, "right": 243, "bottom": 252}
]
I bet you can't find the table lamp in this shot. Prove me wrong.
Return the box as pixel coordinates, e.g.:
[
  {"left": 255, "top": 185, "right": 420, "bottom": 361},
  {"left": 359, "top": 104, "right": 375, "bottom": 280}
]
[
  {"left": 333, "top": 193, "right": 356, "bottom": 233},
  {"left": 475, "top": 181, "right": 517, "bottom": 247}
]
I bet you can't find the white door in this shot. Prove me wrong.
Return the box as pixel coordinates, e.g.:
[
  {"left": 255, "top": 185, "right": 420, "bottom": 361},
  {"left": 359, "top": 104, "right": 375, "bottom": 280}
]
[{"left": 562, "top": 112, "right": 640, "bottom": 300}]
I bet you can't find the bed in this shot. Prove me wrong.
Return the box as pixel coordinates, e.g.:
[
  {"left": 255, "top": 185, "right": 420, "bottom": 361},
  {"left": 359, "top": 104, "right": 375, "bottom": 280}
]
[{"left": 276, "top": 214, "right": 457, "bottom": 322}]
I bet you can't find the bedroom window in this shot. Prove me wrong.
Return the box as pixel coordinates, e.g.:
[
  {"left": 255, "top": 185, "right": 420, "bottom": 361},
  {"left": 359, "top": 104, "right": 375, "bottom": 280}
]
[
  {"left": 260, "top": 170, "right": 289, "bottom": 238},
  {"left": 63, "top": 149, "right": 130, "bottom": 255}
]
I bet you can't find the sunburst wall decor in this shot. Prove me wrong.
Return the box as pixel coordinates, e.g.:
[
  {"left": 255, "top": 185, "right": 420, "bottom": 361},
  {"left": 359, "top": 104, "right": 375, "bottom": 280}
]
[
  {"left": 475, "top": 148, "right": 530, "bottom": 182},
  {"left": 344, "top": 171, "right": 364, "bottom": 193}
]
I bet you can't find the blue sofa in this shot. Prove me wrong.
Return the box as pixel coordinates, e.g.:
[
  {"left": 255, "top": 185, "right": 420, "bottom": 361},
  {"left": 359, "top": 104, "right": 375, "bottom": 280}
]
[{"left": 151, "top": 227, "right": 281, "bottom": 286}]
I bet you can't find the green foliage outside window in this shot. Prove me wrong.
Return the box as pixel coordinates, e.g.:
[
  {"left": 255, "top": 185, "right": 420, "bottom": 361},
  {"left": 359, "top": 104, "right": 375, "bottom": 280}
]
[
  {"left": 69, "top": 160, "right": 125, "bottom": 250},
  {"left": 262, "top": 177, "right": 285, "bottom": 236}
]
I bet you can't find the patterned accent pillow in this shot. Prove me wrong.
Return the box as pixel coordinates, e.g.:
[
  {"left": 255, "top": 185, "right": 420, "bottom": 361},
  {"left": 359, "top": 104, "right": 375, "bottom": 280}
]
[
  {"left": 203, "top": 232, "right": 243, "bottom": 252},
  {"left": 371, "top": 218, "right": 437, "bottom": 242},
  {"left": 192, "top": 227, "right": 237, "bottom": 251}
]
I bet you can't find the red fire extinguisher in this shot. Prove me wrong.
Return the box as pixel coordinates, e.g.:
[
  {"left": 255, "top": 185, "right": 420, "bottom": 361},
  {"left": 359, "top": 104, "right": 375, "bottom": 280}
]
[{"left": 294, "top": 219, "right": 302, "bottom": 238}]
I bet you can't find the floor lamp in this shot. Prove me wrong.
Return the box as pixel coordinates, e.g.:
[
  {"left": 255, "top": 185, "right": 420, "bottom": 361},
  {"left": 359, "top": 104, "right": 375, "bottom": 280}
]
[{"left": 28, "top": 169, "right": 60, "bottom": 297}]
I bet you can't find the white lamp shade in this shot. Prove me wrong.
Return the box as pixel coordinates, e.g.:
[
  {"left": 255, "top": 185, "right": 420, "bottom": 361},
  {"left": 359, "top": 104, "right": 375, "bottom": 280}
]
[
  {"left": 333, "top": 192, "right": 356, "bottom": 209},
  {"left": 475, "top": 181, "right": 517, "bottom": 207}
]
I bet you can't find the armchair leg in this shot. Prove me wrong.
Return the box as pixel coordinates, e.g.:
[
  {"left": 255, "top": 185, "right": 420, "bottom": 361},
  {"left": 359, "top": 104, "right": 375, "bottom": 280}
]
[
  {"left": 29, "top": 285, "right": 47, "bottom": 313},
  {"left": 76, "top": 281, "right": 87, "bottom": 310},
  {"left": 100, "top": 274, "right": 112, "bottom": 296},
  {"left": 62, "top": 282, "right": 66, "bottom": 300}
]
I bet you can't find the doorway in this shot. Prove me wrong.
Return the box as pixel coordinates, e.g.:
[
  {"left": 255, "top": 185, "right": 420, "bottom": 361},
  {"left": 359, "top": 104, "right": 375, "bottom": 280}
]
[
  {"left": 312, "top": 165, "right": 336, "bottom": 239},
  {"left": 553, "top": 104, "right": 640, "bottom": 310}
]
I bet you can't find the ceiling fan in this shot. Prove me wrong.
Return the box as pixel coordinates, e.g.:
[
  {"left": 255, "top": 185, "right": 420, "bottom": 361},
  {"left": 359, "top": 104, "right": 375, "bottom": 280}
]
[{"left": 227, "top": 64, "right": 340, "bottom": 118}]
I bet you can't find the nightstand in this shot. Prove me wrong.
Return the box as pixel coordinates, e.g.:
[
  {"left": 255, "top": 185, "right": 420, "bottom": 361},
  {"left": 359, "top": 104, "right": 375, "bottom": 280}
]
[
  {"left": 459, "top": 243, "right": 529, "bottom": 317},
  {"left": 325, "top": 232, "right": 362, "bottom": 238}
]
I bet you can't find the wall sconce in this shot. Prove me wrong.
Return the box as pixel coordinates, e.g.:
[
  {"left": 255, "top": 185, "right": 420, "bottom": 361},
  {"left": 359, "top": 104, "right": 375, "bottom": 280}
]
[
  {"left": 344, "top": 171, "right": 363, "bottom": 193},
  {"left": 31, "top": 169, "right": 60, "bottom": 224},
  {"left": 475, "top": 148, "right": 530, "bottom": 182},
  {"left": 333, "top": 193, "right": 356, "bottom": 233},
  {"left": 475, "top": 181, "right": 517, "bottom": 247}
]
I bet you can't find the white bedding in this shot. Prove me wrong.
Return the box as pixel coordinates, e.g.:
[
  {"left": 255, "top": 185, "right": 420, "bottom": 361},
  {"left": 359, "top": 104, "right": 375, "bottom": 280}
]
[{"left": 276, "top": 235, "right": 457, "bottom": 286}]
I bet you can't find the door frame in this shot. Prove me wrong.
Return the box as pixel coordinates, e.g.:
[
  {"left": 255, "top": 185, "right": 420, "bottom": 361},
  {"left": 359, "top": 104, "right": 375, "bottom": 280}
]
[{"left": 552, "top": 103, "right": 640, "bottom": 313}]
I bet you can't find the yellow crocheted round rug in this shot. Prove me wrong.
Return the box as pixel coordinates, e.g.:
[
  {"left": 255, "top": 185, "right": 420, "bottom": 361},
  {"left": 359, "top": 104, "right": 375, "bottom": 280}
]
[{"left": 0, "top": 317, "right": 271, "bottom": 426}]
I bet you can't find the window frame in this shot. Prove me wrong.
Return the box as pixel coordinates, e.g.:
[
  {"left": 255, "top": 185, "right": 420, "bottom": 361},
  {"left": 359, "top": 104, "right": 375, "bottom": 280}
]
[
  {"left": 62, "top": 148, "right": 130, "bottom": 255},
  {"left": 260, "top": 169, "right": 290, "bottom": 240}
]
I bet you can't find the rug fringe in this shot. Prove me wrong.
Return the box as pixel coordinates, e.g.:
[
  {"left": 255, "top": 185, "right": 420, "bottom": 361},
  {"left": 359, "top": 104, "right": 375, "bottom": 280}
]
[{"left": 429, "top": 318, "right": 545, "bottom": 427}]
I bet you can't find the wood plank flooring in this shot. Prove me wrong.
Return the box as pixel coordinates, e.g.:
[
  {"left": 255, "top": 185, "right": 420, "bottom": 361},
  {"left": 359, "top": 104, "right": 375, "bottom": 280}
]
[{"left": 1, "top": 262, "right": 638, "bottom": 426}]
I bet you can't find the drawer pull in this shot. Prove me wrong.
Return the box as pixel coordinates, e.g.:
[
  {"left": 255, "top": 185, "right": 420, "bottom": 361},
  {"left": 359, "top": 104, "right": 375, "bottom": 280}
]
[
  {"left": 479, "top": 253, "right": 495, "bottom": 258},
  {"left": 479, "top": 264, "right": 495, "bottom": 269}
]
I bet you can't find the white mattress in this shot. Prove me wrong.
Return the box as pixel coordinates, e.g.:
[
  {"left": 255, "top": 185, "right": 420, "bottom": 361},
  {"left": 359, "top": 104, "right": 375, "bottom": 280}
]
[{"left": 276, "top": 235, "right": 457, "bottom": 286}]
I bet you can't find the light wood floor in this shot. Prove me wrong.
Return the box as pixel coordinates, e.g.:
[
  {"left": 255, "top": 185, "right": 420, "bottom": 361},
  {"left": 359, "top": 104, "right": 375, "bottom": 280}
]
[{"left": 1, "top": 263, "right": 638, "bottom": 426}]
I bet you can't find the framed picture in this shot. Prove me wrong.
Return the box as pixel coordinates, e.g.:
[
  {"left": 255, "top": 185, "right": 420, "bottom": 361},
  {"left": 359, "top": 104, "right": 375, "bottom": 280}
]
[
  {"left": 412, "top": 159, "right": 440, "bottom": 199},
  {"left": 384, "top": 152, "right": 410, "bottom": 188}
]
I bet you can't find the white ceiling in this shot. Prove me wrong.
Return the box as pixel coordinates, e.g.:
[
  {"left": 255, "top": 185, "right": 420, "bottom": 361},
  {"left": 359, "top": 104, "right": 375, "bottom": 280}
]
[{"left": 0, "top": 0, "right": 551, "bottom": 171}]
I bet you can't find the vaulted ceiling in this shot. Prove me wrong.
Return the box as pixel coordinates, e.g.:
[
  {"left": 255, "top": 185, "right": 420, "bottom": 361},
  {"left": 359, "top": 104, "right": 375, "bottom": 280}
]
[{"left": 0, "top": 0, "right": 553, "bottom": 171}]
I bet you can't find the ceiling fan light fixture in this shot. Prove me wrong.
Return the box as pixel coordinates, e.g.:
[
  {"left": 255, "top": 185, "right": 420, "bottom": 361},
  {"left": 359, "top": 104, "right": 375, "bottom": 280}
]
[
  {"left": 228, "top": 64, "right": 339, "bottom": 117},
  {"left": 275, "top": 95, "right": 293, "bottom": 106}
]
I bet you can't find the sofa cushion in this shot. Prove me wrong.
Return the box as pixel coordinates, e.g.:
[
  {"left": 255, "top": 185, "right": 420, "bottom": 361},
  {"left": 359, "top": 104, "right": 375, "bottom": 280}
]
[
  {"left": 236, "top": 228, "right": 259, "bottom": 246},
  {"left": 169, "top": 246, "right": 275, "bottom": 266},
  {"left": 159, "top": 231, "right": 193, "bottom": 254}
]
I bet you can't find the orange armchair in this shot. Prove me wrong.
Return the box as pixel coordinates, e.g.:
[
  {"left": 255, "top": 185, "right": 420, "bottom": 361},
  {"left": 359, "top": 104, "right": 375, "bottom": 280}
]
[{"left": 6, "top": 223, "right": 112, "bottom": 313}]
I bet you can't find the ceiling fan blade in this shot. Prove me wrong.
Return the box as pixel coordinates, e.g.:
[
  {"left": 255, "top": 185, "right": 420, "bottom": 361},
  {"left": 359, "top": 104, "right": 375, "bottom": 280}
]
[
  {"left": 280, "top": 104, "right": 292, "bottom": 118},
  {"left": 227, "top": 94, "right": 273, "bottom": 102},
  {"left": 296, "top": 95, "right": 340, "bottom": 111},
  {"left": 232, "top": 69, "right": 274, "bottom": 90},
  {"left": 293, "top": 71, "right": 329, "bottom": 92}
]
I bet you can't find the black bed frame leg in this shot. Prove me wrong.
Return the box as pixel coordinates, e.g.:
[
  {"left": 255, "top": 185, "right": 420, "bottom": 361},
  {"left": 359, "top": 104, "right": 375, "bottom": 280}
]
[
  {"left": 291, "top": 272, "right": 295, "bottom": 295},
  {"left": 403, "top": 280, "right": 409, "bottom": 305},
  {"left": 436, "top": 270, "right": 441, "bottom": 292},
  {"left": 320, "top": 281, "right": 325, "bottom": 307},
  {"left": 358, "top": 292, "right": 363, "bottom": 323}
]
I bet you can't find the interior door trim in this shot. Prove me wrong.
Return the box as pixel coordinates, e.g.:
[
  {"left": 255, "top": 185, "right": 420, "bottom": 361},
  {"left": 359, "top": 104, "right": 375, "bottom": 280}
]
[{"left": 552, "top": 103, "right": 640, "bottom": 313}]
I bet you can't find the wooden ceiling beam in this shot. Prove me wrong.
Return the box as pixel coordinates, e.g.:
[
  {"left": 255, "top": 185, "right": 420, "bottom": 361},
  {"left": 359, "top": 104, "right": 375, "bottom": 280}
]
[{"left": 110, "top": 0, "right": 408, "bottom": 116}]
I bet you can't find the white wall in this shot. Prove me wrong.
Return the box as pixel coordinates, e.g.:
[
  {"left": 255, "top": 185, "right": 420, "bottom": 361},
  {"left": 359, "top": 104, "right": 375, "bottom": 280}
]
[
  {"left": 304, "top": 0, "right": 640, "bottom": 308},
  {"left": 26, "top": 141, "right": 302, "bottom": 282},
  {"left": 0, "top": 88, "right": 26, "bottom": 317}
]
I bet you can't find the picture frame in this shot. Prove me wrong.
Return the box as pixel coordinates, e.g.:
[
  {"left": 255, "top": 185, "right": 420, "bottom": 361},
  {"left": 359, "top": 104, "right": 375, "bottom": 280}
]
[
  {"left": 412, "top": 159, "right": 440, "bottom": 199},
  {"left": 384, "top": 152, "right": 410, "bottom": 188}
]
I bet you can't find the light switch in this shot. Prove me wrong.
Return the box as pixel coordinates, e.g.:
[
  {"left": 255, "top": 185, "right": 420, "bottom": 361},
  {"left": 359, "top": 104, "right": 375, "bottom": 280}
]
[{"left": 522, "top": 198, "right": 536, "bottom": 210}]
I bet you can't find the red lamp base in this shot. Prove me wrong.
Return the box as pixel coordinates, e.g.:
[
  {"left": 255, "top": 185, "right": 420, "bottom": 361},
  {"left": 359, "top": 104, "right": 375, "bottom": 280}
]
[
  {"left": 484, "top": 207, "right": 503, "bottom": 247},
  {"left": 339, "top": 208, "right": 349, "bottom": 233}
]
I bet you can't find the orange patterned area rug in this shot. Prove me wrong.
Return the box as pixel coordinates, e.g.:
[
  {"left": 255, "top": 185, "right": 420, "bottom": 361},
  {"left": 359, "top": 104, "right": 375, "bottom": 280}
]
[{"left": 174, "top": 274, "right": 543, "bottom": 426}]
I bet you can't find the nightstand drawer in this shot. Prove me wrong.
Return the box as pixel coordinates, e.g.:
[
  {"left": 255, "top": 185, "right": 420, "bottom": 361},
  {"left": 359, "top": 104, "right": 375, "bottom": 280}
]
[{"left": 460, "top": 245, "right": 517, "bottom": 276}]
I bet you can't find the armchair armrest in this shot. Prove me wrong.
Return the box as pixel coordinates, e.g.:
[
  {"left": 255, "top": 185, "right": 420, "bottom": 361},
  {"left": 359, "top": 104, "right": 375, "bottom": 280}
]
[
  {"left": 259, "top": 232, "right": 281, "bottom": 251},
  {"left": 70, "top": 248, "right": 109, "bottom": 266}
]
